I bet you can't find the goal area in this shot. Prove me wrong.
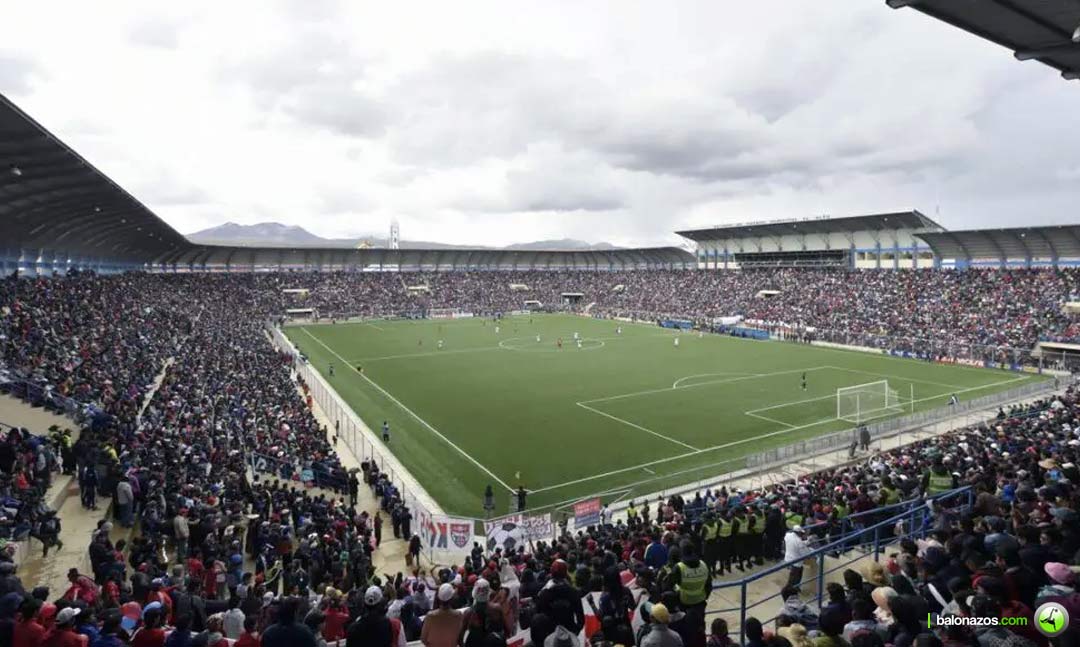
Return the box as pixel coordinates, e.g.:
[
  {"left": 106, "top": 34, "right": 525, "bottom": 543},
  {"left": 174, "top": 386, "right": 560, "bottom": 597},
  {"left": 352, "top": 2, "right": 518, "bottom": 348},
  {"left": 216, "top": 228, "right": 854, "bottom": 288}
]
[{"left": 836, "top": 380, "right": 905, "bottom": 424}]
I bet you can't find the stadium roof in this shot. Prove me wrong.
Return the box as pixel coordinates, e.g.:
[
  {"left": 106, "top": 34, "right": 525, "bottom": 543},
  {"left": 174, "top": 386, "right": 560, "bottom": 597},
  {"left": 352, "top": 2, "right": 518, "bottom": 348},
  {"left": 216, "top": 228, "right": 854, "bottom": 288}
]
[
  {"left": 0, "top": 93, "right": 691, "bottom": 270},
  {"left": 675, "top": 210, "right": 943, "bottom": 243},
  {"left": 153, "top": 245, "right": 694, "bottom": 270},
  {"left": 0, "top": 93, "right": 191, "bottom": 262},
  {"left": 887, "top": 0, "right": 1080, "bottom": 81},
  {"left": 915, "top": 226, "right": 1080, "bottom": 260}
]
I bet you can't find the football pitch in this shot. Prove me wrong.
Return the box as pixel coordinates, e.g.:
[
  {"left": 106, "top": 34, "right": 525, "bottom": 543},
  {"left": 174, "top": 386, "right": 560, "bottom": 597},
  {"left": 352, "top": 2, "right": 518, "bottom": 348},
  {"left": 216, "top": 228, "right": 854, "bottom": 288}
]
[{"left": 286, "top": 314, "right": 1049, "bottom": 517}]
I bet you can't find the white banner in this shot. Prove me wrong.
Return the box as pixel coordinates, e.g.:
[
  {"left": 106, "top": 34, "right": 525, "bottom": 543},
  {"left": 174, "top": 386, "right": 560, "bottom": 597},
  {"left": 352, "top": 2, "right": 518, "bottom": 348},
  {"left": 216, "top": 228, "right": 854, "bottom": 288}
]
[{"left": 484, "top": 513, "right": 553, "bottom": 552}]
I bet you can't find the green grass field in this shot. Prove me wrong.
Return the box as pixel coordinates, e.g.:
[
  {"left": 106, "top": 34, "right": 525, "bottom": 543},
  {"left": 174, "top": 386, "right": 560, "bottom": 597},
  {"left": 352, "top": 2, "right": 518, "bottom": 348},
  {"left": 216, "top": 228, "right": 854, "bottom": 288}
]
[{"left": 286, "top": 314, "right": 1049, "bottom": 517}]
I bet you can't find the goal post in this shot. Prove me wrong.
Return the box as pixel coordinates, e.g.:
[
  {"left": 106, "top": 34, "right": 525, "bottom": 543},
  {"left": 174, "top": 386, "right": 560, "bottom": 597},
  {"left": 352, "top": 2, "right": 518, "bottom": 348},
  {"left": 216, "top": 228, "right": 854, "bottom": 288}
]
[{"left": 836, "top": 380, "right": 904, "bottom": 424}]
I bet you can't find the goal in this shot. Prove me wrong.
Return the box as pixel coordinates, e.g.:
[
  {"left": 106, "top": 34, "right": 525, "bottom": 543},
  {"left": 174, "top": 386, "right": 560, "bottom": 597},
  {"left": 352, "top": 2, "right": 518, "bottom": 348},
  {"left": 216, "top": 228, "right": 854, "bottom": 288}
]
[{"left": 836, "top": 380, "right": 904, "bottom": 424}]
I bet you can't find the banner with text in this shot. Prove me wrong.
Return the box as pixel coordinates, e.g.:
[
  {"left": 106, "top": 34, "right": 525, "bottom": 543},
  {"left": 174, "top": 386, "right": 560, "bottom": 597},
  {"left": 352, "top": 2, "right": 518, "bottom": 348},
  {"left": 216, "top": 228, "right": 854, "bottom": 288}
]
[
  {"left": 418, "top": 508, "right": 475, "bottom": 559},
  {"left": 484, "top": 512, "right": 554, "bottom": 552},
  {"left": 573, "top": 498, "right": 602, "bottom": 529}
]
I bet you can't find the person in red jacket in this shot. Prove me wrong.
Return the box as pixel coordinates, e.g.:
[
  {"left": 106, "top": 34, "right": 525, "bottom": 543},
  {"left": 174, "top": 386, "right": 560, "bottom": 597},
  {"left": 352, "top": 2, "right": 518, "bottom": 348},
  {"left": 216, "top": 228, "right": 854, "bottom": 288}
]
[
  {"left": 63, "top": 570, "right": 97, "bottom": 607},
  {"left": 234, "top": 616, "right": 260, "bottom": 647},
  {"left": 44, "top": 608, "right": 87, "bottom": 647},
  {"left": 130, "top": 608, "right": 166, "bottom": 647},
  {"left": 321, "top": 598, "right": 349, "bottom": 643},
  {"left": 13, "top": 599, "right": 47, "bottom": 647}
]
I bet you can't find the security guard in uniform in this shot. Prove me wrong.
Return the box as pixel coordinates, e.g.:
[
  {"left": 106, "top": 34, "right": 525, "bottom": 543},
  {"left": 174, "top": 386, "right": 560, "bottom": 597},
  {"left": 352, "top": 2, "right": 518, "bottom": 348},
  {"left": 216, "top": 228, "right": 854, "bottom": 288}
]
[
  {"left": 735, "top": 507, "right": 753, "bottom": 571},
  {"left": 626, "top": 500, "right": 639, "bottom": 529},
  {"left": 785, "top": 507, "right": 804, "bottom": 531},
  {"left": 751, "top": 505, "right": 767, "bottom": 565},
  {"left": 880, "top": 477, "right": 901, "bottom": 506},
  {"left": 923, "top": 457, "right": 957, "bottom": 496},
  {"left": 716, "top": 511, "right": 734, "bottom": 575},
  {"left": 670, "top": 542, "right": 711, "bottom": 644},
  {"left": 701, "top": 512, "right": 720, "bottom": 574}
]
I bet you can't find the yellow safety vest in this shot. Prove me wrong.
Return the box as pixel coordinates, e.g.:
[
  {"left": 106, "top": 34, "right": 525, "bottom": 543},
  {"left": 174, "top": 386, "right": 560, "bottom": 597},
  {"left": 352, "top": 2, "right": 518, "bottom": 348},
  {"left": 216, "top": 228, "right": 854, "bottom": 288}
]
[
  {"left": 882, "top": 487, "right": 900, "bottom": 504},
  {"left": 927, "top": 472, "right": 953, "bottom": 494},
  {"left": 703, "top": 522, "right": 719, "bottom": 541},
  {"left": 785, "top": 513, "right": 803, "bottom": 529},
  {"left": 752, "top": 513, "right": 766, "bottom": 534},
  {"left": 718, "top": 519, "right": 733, "bottom": 538},
  {"left": 627, "top": 505, "right": 638, "bottom": 519},
  {"left": 677, "top": 561, "right": 709, "bottom": 605},
  {"left": 737, "top": 517, "right": 752, "bottom": 535}
]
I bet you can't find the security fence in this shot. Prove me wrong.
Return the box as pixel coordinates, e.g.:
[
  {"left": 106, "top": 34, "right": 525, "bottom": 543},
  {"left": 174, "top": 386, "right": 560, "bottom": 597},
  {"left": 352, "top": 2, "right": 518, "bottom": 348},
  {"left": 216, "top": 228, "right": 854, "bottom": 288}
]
[
  {"left": 745, "top": 377, "right": 1059, "bottom": 469},
  {"left": 266, "top": 321, "right": 444, "bottom": 521}
]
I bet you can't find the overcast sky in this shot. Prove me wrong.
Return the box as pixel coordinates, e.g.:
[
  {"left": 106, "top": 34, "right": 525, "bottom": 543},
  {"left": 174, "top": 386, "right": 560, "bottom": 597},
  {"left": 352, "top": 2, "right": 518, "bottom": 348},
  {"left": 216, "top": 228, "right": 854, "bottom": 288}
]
[{"left": 2, "top": 1, "right": 1078, "bottom": 247}]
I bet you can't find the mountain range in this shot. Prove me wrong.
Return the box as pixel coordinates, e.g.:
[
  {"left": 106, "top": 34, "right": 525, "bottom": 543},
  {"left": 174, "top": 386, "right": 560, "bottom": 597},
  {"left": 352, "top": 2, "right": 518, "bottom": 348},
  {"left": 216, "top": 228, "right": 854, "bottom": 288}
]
[{"left": 186, "top": 222, "right": 621, "bottom": 251}]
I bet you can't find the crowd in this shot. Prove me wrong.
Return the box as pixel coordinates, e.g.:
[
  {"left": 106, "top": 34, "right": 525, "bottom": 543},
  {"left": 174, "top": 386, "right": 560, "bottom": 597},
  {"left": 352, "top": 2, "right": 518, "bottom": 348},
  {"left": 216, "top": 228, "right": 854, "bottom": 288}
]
[
  {"left": 283, "top": 268, "right": 1080, "bottom": 365},
  {"left": 0, "top": 268, "right": 1078, "bottom": 647}
]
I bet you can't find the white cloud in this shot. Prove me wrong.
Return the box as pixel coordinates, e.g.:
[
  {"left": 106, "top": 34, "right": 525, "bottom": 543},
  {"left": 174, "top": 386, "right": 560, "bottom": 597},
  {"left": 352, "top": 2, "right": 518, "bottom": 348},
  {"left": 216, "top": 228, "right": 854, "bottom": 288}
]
[{"left": 1, "top": 0, "right": 1078, "bottom": 248}]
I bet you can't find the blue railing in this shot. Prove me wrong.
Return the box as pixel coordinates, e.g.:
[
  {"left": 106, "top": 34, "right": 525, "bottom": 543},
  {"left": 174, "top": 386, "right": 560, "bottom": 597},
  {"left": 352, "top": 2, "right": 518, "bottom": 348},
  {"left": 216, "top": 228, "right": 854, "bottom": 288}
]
[{"left": 710, "top": 486, "right": 973, "bottom": 644}]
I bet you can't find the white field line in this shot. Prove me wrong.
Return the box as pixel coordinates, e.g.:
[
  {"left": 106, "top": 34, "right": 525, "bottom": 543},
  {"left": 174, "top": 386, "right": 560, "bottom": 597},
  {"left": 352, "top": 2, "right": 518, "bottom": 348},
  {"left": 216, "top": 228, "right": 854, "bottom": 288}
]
[
  {"left": 746, "top": 392, "right": 837, "bottom": 413},
  {"left": 745, "top": 411, "right": 798, "bottom": 428},
  {"left": 581, "top": 366, "right": 831, "bottom": 406},
  {"left": 642, "top": 467, "right": 656, "bottom": 475},
  {"left": 672, "top": 372, "right": 760, "bottom": 389},
  {"left": 532, "top": 373, "right": 1031, "bottom": 495},
  {"left": 300, "top": 327, "right": 517, "bottom": 494},
  {"left": 576, "top": 402, "right": 700, "bottom": 451},
  {"left": 366, "top": 322, "right": 387, "bottom": 331}
]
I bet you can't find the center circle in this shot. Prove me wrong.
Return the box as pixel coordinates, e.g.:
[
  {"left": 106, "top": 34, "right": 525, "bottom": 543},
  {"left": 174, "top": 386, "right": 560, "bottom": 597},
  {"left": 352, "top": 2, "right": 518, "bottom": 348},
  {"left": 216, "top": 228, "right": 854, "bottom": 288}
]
[{"left": 498, "top": 337, "right": 606, "bottom": 353}]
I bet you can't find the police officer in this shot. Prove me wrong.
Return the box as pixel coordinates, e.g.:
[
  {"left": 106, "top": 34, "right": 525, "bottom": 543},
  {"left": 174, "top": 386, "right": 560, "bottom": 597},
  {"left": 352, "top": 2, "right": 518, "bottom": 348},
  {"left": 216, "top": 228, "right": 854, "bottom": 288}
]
[
  {"left": 735, "top": 508, "right": 753, "bottom": 571},
  {"left": 671, "top": 543, "right": 711, "bottom": 644},
  {"left": 923, "top": 457, "right": 957, "bottom": 496},
  {"left": 751, "top": 504, "right": 767, "bottom": 566},
  {"left": 714, "top": 510, "right": 734, "bottom": 575},
  {"left": 701, "top": 512, "right": 720, "bottom": 574}
]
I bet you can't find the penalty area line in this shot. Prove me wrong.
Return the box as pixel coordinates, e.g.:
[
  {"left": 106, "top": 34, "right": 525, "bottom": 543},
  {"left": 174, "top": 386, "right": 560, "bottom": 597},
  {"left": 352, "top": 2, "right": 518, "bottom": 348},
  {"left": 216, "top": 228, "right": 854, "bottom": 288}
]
[
  {"left": 299, "top": 328, "right": 517, "bottom": 495},
  {"left": 576, "top": 402, "right": 700, "bottom": 451}
]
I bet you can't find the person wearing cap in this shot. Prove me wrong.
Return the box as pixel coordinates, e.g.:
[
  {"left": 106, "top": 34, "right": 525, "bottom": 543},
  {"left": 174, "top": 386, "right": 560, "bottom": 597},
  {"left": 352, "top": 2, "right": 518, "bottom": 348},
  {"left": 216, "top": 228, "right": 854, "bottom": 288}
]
[
  {"left": 459, "top": 578, "right": 508, "bottom": 647},
  {"left": 346, "top": 586, "right": 403, "bottom": 647},
  {"left": 131, "top": 607, "right": 166, "bottom": 647},
  {"left": 639, "top": 603, "right": 682, "bottom": 647},
  {"left": 420, "top": 583, "right": 462, "bottom": 647},
  {"left": 784, "top": 526, "right": 813, "bottom": 588},
  {"left": 44, "top": 607, "right": 84, "bottom": 647}
]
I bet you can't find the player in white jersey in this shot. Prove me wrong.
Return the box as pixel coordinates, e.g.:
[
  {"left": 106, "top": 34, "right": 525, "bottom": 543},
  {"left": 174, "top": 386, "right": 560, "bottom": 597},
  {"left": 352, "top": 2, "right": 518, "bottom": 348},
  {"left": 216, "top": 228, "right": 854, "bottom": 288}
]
[
  {"left": 573, "top": 331, "right": 579, "bottom": 341},
  {"left": 616, "top": 326, "right": 622, "bottom": 335},
  {"left": 536, "top": 334, "right": 541, "bottom": 343},
  {"left": 438, "top": 339, "right": 444, "bottom": 350},
  {"left": 495, "top": 325, "right": 500, "bottom": 334},
  {"left": 576, "top": 338, "right": 582, "bottom": 348},
  {"left": 674, "top": 336, "right": 680, "bottom": 348}
]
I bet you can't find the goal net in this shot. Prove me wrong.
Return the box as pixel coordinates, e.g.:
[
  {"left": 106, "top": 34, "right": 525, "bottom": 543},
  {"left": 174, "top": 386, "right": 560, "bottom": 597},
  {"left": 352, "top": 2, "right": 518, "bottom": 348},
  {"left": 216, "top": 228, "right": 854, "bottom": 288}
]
[{"left": 837, "top": 380, "right": 904, "bottom": 424}]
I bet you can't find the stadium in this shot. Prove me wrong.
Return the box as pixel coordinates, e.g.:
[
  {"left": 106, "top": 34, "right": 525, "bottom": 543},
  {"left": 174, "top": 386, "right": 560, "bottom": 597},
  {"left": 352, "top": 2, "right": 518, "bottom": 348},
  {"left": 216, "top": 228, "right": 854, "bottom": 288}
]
[{"left": 2, "top": 4, "right": 1080, "bottom": 647}]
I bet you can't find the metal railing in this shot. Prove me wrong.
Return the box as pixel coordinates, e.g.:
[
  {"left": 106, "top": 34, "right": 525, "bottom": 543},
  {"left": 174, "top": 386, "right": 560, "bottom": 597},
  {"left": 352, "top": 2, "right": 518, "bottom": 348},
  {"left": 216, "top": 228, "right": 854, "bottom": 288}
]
[
  {"left": 711, "top": 487, "right": 974, "bottom": 644},
  {"left": 266, "top": 323, "right": 444, "bottom": 521},
  {"left": 0, "top": 374, "right": 95, "bottom": 424}
]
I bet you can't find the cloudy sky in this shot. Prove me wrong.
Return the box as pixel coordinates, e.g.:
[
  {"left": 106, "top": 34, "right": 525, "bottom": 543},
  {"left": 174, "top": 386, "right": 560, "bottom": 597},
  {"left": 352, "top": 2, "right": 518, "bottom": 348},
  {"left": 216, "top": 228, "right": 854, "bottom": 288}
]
[{"left": 1, "top": 1, "right": 1078, "bottom": 247}]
